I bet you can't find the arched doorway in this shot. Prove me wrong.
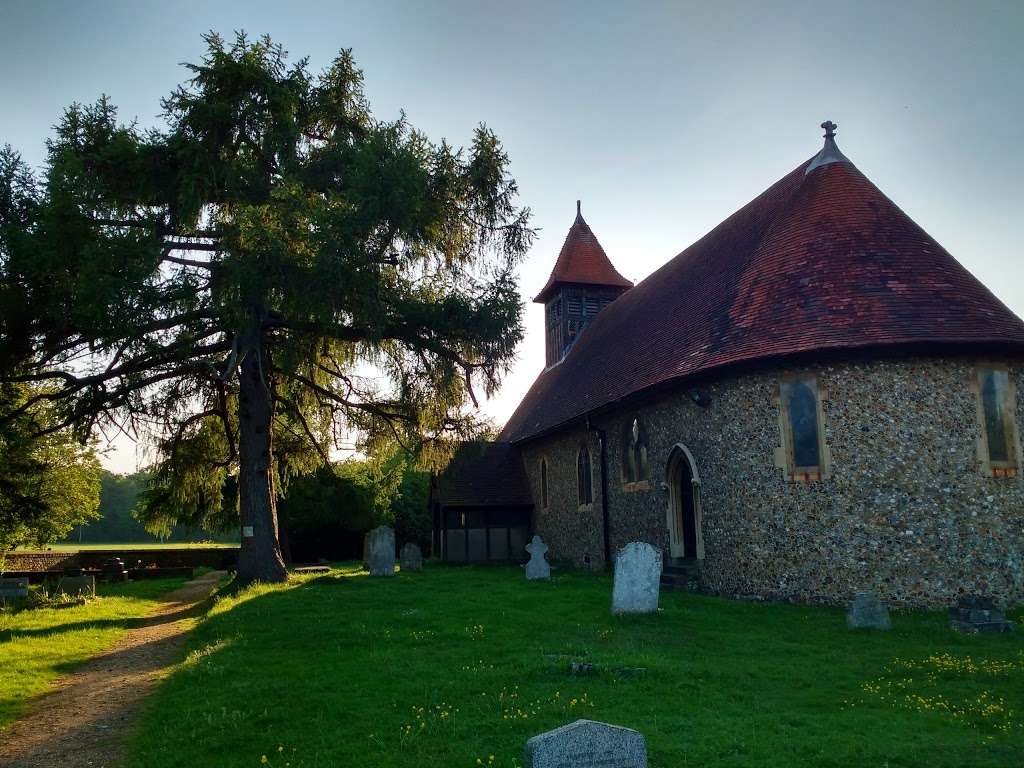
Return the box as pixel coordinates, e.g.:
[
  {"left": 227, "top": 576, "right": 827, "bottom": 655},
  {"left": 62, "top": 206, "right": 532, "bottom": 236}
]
[{"left": 665, "top": 444, "right": 703, "bottom": 560}]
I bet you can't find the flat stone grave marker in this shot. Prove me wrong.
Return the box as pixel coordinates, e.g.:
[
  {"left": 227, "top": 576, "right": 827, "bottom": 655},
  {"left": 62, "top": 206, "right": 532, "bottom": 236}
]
[
  {"left": 846, "top": 591, "right": 892, "bottom": 630},
  {"left": 399, "top": 543, "right": 423, "bottom": 572},
  {"left": 949, "top": 595, "right": 1015, "bottom": 633},
  {"left": 56, "top": 574, "right": 95, "bottom": 598},
  {"left": 293, "top": 565, "right": 330, "bottom": 575},
  {"left": 524, "top": 719, "right": 647, "bottom": 768},
  {"left": 611, "top": 542, "right": 662, "bottom": 614},
  {"left": 525, "top": 535, "right": 551, "bottom": 580},
  {"left": 0, "top": 577, "right": 29, "bottom": 600},
  {"left": 366, "top": 525, "right": 396, "bottom": 577}
]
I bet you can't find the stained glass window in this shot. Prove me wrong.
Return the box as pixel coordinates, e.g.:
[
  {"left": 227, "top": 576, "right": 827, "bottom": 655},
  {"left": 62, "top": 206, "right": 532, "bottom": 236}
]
[
  {"left": 781, "top": 378, "right": 822, "bottom": 474},
  {"left": 540, "top": 458, "right": 549, "bottom": 508},
  {"left": 979, "top": 368, "right": 1015, "bottom": 467},
  {"left": 621, "top": 417, "right": 650, "bottom": 484},
  {"left": 577, "top": 448, "right": 593, "bottom": 505}
]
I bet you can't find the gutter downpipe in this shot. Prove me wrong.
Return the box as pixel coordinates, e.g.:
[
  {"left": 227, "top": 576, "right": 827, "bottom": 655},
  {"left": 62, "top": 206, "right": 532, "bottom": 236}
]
[{"left": 588, "top": 416, "right": 612, "bottom": 569}]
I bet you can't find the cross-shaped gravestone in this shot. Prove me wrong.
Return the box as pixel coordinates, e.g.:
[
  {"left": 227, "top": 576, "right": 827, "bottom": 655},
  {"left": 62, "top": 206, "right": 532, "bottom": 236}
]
[{"left": 525, "top": 534, "right": 551, "bottom": 580}]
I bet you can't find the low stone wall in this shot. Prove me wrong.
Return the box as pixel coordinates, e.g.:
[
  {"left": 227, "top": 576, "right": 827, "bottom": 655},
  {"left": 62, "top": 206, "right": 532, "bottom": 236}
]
[
  {"left": 2, "top": 547, "right": 238, "bottom": 574},
  {"left": 77, "top": 548, "right": 238, "bottom": 570},
  {"left": 1, "top": 551, "right": 79, "bottom": 573}
]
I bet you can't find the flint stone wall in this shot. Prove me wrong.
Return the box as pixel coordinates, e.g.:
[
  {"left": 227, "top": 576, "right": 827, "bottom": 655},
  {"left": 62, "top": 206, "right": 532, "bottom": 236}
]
[
  {"left": 520, "top": 354, "right": 1024, "bottom": 608},
  {"left": 521, "top": 425, "right": 607, "bottom": 570}
]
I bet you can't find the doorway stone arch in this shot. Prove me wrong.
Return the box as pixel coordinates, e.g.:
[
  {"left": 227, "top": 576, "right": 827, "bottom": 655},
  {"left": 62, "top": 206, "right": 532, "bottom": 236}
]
[{"left": 665, "top": 443, "right": 703, "bottom": 560}]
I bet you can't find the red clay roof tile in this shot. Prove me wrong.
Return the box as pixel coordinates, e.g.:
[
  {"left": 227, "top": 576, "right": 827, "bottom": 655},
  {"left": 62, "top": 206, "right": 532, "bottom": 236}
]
[
  {"left": 501, "top": 151, "right": 1024, "bottom": 443},
  {"left": 533, "top": 202, "right": 633, "bottom": 303},
  {"left": 434, "top": 442, "right": 532, "bottom": 507}
]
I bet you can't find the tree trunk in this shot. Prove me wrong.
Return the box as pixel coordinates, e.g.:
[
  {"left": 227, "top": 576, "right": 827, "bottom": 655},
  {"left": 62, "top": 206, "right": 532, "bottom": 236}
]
[{"left": 236, "top": 338, "right": 288, "bottom": 585}]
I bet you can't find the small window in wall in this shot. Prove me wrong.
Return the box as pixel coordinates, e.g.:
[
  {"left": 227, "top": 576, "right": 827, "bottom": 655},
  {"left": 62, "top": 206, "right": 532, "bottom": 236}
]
[
  {"left": 567, "top": 297, "right": 582, "bottom": 316},
  {"left": 621, "top": 416, "right": 650, "bottom": 487},
  {"left": 577, "top": 447, "right": 593, "bottom": 506},
  {"left": 540, "top": 458, "right": 549, "bottom": 508},
  {"left": 777, "top": 376, "right": 829, "bottom": 482},
  {"left": 975, "top": 366, "right": 1019, "bottom": 477}
]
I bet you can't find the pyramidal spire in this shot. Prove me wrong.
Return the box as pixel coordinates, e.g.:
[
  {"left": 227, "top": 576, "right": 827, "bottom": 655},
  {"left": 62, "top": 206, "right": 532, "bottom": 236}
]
[
  {"left": 806, "top": 119, "right": 851, "bottom": 175},
  {"left": 533, "top": 201, "right": 632, "bottom": 304}
]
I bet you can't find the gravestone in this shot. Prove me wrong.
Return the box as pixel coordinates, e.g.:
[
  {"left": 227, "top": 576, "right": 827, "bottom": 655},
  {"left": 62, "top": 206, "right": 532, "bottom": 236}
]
[
  {"left": 293, "top": 565, "right": 330, "bottom": 575},
  {"left": 524, "top": 535, "right": 551, "bottom": 580},
  {"left": 949, "top": 595, "right": 1015, "bottom": 633},
  {"left": 56, "top": 574, "right": 95, "bottom": 598},
  {"left": 102, "top": 557, "right": 129, "bottom": 583},
  {"left": 366, "top": 525, "right": 396, "bottom": 577},
  {"left": 846, "top": 591, "right": 892, "bottom": 630},
  {"left": 524, "top": 719, "right": 647, "bottom": 768},
  {"left": 611, "top": 542, "right": 662, "bottom": 614},
  {"left": 399, "top": 543, "right": 423, "bottom": 572},
  {"left": 0, "top": 577, "right": 29, "bottom": 601}
]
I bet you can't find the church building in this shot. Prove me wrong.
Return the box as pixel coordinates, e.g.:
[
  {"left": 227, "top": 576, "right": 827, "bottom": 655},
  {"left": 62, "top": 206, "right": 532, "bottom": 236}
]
[{"left": 433, "top": 122, "right": 1024, "bottom": 607}]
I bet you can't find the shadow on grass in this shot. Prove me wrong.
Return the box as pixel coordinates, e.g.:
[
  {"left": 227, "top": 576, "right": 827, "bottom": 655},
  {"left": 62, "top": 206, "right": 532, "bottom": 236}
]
[
  {"left": 1, "top": 576, "right": 227, "bottom": 642},
  {"left": 123, "top": 565, "right": 1024, "bottom": 768}
]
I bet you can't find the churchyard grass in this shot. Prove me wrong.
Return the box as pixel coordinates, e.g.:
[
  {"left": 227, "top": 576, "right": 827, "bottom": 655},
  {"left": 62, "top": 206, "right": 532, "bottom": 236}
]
[
  {"left": 0, "top": 577, "right": 186, "bottom": 728},
  {"left": 128, "top": 565, "right": 1023, "bottom": 767}
]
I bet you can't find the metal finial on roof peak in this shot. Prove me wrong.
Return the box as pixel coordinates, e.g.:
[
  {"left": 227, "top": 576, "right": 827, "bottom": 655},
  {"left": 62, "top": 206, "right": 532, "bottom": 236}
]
[
  {"left": 576, "top": 199, "right": 581, "bottom": 218},
  {"left": 806, "top": 118, "right": 850, "bottom": 175}
]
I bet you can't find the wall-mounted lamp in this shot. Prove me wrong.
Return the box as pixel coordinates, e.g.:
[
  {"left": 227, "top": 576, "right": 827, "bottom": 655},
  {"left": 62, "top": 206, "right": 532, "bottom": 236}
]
[{"left": 687, "top": 388, "right": 712, "bottom": 408}]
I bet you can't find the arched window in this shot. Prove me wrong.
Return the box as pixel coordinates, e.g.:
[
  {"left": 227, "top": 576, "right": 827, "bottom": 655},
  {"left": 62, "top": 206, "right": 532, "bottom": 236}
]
[
  {"left": 540, "top": 458, "right": 549, "bottom": 508},
  {"left": 778, "top": 376, "right": 827, "bottom": 481},
  {"left": 976, "top": 366, "right": 1019, "bottom": 477},
  {"left": 621, "top": 416, "right": 649, "bottom": 485},
  {"left": 577, "top": 447, "right": 593, "bottom": 506}
]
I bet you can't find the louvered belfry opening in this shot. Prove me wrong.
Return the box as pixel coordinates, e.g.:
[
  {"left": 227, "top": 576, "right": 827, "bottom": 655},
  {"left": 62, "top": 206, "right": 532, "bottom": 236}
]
[{"left": 535, "top": 201, "right": 632, "bottom": 366}]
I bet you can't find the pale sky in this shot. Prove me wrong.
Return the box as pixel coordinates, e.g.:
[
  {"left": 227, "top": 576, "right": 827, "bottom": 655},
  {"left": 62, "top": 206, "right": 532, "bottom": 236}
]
[{"left": 2, "top": 0, "right": 1022, "bottom": 473}]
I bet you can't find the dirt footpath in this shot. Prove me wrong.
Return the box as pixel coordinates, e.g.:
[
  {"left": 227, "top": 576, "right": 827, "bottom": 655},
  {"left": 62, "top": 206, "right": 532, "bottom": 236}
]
[{"left": 0, "top": 570, "right": 225, "bottom": 768}]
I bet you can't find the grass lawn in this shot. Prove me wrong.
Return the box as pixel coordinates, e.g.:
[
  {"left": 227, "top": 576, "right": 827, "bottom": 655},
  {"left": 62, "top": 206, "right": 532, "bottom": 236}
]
[
  {"left": 128, "top": 565, "right": 1024, "bottom": 768},
  {"left": 0, "top": 577, "right": 186, "bottom": 729},
  {"left": 20, "top": 542, "right": 239, "bottom": 552}
]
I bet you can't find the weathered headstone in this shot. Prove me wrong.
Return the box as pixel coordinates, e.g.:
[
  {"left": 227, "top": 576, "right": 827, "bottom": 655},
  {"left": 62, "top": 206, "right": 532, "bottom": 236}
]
[
  {"left": 293, "top": 565, "right": 330, "bottom": 575},
  {"left": 524, "top": 719, "right": 647, "bottom": 768},
  {"left": 949, "top": 595, "right": 1015, "bottom": 633},
  {"left": 846, "top": 591, "right": 892, "bottom": 630},
  {"left": 101, "top": 557, "right": 129, "bottom": 583},
  {"left": 0, "top": 577, "right": 29, "bottom": 601},
  {"left": 366, "top": 525, "right": 396, "bottom": 576},
  {"left": 611, "top": 542, "right": 662, "bottom": 614},
  {"left": 524, "top": 535, "right": 551, "bottom": 580},
  {"left": 56, "top": 574, "right": 96, "bottom": 598},
  {"left": 399, "top": 542, "right": 423, "bottom": 572}
]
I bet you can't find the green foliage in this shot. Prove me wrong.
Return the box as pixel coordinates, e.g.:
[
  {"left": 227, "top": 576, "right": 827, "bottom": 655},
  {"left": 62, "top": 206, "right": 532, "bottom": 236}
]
[
  {"left": 0, "top": 383, "right": 101, "bottom": 551},
  {"left": 60, "top": 470, "right": 237, "bottom": 545},
  {"left": 128, "top": 567, "right": 1024, "bottom": 767},
  {"left": 391, "top": 468, "right": 431, "bottom": 551},
  {"left": 0, "top": 32, "right": 532, "bottom": 553},
  {"left": 277, "top": 453, "right": 427, "bottom": 561}
]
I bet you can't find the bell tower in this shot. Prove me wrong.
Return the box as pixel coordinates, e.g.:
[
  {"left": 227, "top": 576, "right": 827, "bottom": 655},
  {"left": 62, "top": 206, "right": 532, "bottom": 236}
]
[{"left": 534, "top": 201, "right": 632, "bottom": 367}]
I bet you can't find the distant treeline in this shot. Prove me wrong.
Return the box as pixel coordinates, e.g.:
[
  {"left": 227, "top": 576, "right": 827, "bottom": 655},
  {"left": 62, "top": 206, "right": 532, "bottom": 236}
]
[
  {"left": 63, "top": 471, "right": 237, "bottom": 545},
  {"left": 63, "top": 462, "right": 431, "bottom": 561}
]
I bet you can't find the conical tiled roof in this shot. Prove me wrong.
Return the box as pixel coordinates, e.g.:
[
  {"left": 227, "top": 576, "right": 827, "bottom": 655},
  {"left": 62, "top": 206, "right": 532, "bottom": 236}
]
[
  {"left": 533, "top": 201, "right": 632, "bottom": 303},
  {"left": 502, "top": 127, "right": 1024, "bottom": 443}
]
